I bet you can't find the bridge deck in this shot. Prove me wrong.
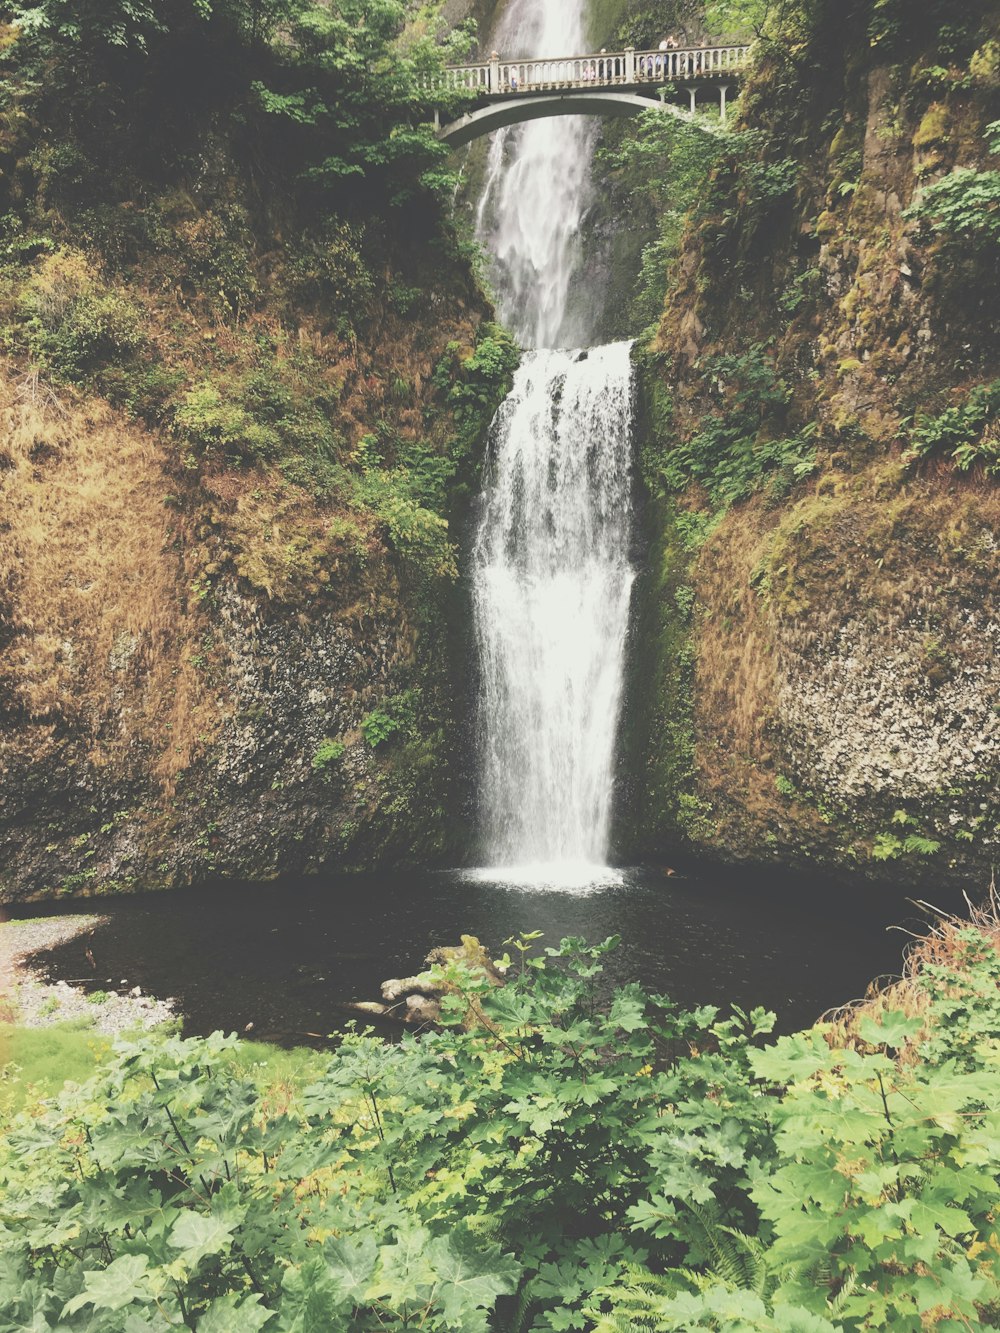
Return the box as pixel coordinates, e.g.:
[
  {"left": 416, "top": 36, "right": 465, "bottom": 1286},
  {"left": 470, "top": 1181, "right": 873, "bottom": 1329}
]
[{"left": 430, "top": 44, "right": 749, "bottom": 98}]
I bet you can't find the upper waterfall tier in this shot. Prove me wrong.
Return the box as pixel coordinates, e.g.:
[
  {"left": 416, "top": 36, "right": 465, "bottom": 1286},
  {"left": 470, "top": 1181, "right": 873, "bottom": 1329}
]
[{"left": 475, "top": 0, "right": 596, "bottom": 349}]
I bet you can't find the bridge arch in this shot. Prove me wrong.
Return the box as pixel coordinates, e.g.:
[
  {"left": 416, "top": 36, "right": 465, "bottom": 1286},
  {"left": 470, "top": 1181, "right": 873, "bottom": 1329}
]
[{"left": 438, "top": 91, "right": 718, "bottom": 149}]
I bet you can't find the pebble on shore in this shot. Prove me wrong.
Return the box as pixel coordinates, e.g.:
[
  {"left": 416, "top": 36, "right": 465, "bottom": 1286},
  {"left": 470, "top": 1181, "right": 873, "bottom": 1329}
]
[{"left": 0, "top": 915, "right": 175, "bottom": 1036}]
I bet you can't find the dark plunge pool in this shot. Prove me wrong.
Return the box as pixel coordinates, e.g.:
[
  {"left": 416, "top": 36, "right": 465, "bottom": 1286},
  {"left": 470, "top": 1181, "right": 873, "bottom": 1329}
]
[{"left": 7, "top": 865, "right": 969, "bottom": 1044}]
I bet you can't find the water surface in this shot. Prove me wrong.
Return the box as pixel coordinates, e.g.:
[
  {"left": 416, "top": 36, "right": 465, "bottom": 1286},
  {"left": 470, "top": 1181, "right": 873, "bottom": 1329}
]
[{"left": 10, "top": 865, "right": 957, "bottom": 1044}]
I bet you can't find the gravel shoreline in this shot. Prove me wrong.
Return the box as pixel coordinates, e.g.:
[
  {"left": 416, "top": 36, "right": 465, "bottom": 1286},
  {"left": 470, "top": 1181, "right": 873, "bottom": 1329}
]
[{"left": 0, "top": 915, "right": 176, "bottom": 1036}]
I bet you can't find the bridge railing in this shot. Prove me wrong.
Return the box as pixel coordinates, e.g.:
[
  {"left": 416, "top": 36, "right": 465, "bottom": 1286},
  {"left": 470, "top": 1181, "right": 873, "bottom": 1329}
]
[{"left": 425, "top": 45, "right": 750, "bottom": 95}]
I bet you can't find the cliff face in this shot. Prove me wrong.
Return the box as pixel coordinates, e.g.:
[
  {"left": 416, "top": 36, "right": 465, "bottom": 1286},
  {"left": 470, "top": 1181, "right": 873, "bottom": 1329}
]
[
  {"left": 0, "top": 9, "right": 516, "bottom": 901},
  {"left": 624, "top": 0, "right": 1000, "bottom": 885},
  {"left": 0, "top": 304, "right": 500, "bottom": 901}
]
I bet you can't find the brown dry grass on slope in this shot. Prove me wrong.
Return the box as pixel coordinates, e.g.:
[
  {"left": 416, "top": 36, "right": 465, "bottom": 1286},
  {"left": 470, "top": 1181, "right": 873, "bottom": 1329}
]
[
  {"left": 825, "top": 878, "right": 1000, "bottom": 1057},
  {"left": 0, "top": 366, "right": 211, "bottom": 785}
]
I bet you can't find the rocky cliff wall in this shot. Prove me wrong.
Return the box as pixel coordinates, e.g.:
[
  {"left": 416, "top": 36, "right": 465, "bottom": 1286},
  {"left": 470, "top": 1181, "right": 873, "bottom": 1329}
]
[
  {"left": 0, "top": 12, "right": 517, "bottom": 901},
  {"left": 0, "top": 288, "right": 509, "bottom": 901},
  {"left": 624, "top": 0, "right": 1000, "bottom": 887}
]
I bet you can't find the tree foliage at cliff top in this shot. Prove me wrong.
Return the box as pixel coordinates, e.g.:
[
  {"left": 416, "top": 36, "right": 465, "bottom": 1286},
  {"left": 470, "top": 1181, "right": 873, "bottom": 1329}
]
[
  {"left": 5, "top": 918, "right": 1000, "bottom": 1331},
  {"left": 2, "top": 0, "right": 476, "bottom": 213}
]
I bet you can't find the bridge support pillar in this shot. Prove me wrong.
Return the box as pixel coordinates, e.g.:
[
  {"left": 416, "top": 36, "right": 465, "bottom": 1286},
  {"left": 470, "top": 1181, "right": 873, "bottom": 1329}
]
[
  {"left": 684, "top": 84, "right": 700, "bottom": 116},
  {"left": 489, "top": 50, "right": 500, "bottom": 94},
  {"left": 719, "top": 83, "right": 729, "bottom": 123}
]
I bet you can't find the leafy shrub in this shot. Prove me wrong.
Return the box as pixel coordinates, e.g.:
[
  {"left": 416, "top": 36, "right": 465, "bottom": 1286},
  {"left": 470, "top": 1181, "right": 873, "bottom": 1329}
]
[
  {"left": 905, "top": 166, "right": 1000, "bottom": 243},
  {"left": 286, "top": 220, "right": 375, "bottom": 313},
  {"left": 174, "top": 381, "right": 281, "bottom": 465},
  {"left": 12, "top": 0, "right": 166, "bottom": 53},
  {"left": 904, "top": 121, "right": 1000, "bottom": 246},
  {"left": 358, "top": 473, "right": 459, "bottom": 580},
  {"left": 170, "top": 205, "right": 261, "bottom": 315},
  {"left": 443, "top": 324, "right": 520, "bottom": 432},
  {"left": 6, "top": 931, "right": 1000, "bottom": 1330},
  {"left": 18, "top": 249, "right": 145, "bottom": 377},
  {"left": 361, "top": 687, "right": 420, "bottom": 747},
  {"left": 311, "top": 738, "right": 346, "bottom": 773},
  {"left": 0, "top": 211, "right": 56, "bottom": 263},
  {"left": 661, "top": 346, "right": 816, "bottom": 508},
  {"left": 595, "top": 108, "right": 724, "bottom": 328},
  {"left": 349, "top": 433, "right": 463, "bottom": 582},
  {"left": 903, "top": 379, "right": 1000, "bottom": 476}
]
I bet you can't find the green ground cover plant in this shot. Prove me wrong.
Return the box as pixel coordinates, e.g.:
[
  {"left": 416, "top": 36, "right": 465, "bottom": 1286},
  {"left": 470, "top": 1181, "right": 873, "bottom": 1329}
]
[
  {"left": 659, "top": 346, "right": 817, "bottom": 509},
  {"left": 902, "top": 379, "right": 1000, "bottom": 477},
  {"left": 4, "top": 909, "right": 1000, "bottom": 1330}
]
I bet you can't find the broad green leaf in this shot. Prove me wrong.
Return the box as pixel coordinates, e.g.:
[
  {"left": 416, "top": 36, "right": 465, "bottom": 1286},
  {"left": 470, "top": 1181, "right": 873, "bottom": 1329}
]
[
  {"left": 168, "top": 1211, "right": 237, "bottom": 1267},
  {"left": 321, "top": 1233, "right": 378, "bottom": 1301},
  {"left": 63, "top": 1255, "right": 152, "bottom": 1314},
  {"left": 196, "top": 1292, "right": 275, "bottom": 1331}
]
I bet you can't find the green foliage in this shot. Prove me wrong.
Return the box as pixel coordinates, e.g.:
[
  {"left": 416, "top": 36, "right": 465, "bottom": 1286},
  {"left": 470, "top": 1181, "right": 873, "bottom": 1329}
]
[
  {"left": 6, "top": 0, "right": 478, "bottom": 218},
  {"left": 659, "top": 346, "right": 816, "bottom": 509},
  {"left": 905, "top": 166, "right": 1000, "bottom": 245},
  {"left": 17, "top": 249, "right": 145, "bottom": 379},
  {"left": 903, "top": 380, "right": 1000, "bottom": 476},
  {"left": 174, "top": 381, "right": 282, "bottom": 465},
  {"left": 361, "top": 688, "right": 420, "bottom": 747},
  {"left": 777, "top": 266, "right": 821, "bottom": 315},
  {"left": 439, "top": 323, "right": 520, "bottom": 448},
  {"left": 8, "top": 933, "right": 1000, "bottom": 1329},
  {"left": 904, "top": 117, "right": 1000, "bottom": 248},
  {"left": 871, "top": 830, "right": 943, "bottom": 861},
  {"left": 286, "top": 220, "right": 375, "bottom": 311},
  {"left": 597, "top": 110, "right": 725, "bottom": 331},
  {"left": 355, "top": 456, "right": 459, "bottom": 581},
  {"left": 702, "top": 0, "right": 815, "bottom": 40},
  {"left": 869, "top": 0, "right": 991, "bottom": 58},
  {"left": 12, "top": 0, "right": 169, "bottom": 53},
  {"left": 311, "top": 738, "right": 346, "bottom": 774}
]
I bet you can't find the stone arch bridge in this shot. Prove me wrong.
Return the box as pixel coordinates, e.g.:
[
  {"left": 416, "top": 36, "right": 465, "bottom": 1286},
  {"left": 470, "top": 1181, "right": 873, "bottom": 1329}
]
[{"left": 427, "top": 44, "right": 750, "bottom": 148}]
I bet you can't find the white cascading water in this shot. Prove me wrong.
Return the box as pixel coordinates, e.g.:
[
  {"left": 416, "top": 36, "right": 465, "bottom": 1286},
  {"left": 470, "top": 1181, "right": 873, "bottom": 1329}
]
[
  {"left": 472, "top": 344, "right": 636, "bottom": 884},
  {"left": 471, "top": 0, "right": 636, "bottom": 886},
  {"left": 475, "top": 0, "right": 597, "bottom": 349}
]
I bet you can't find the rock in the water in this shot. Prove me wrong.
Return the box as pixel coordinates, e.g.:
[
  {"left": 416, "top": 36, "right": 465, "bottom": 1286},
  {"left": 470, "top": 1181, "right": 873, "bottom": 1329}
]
[
  {"left": 424, "top": 934, "right": 507, "bottom": 987},
  {"left": 342, "top": 1001, "right": 390, "bottom": 1018},
  {"left": 404, "top": 994, "right": 441, "bottom": 1024},
  {"left": 381, "top": 974, "right": 439, "bottom": 1004}
]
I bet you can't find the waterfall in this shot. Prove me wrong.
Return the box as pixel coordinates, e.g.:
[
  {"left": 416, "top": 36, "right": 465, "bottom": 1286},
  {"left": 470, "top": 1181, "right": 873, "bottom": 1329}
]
[
  {"left": 471, "top": 345, "right": 636, "bottom": 884},
  {"left": 476, "top": 0, "right": 597, "bottom": 349},
  {"left": 470, "top": 0, "right": 636, "bottom": 887}
]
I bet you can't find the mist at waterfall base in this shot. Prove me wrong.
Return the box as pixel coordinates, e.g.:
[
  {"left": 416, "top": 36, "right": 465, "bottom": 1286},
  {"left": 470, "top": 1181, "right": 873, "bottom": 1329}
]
[{"left": 11, "top": 866, "right": 951, "bottom": 1043}]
